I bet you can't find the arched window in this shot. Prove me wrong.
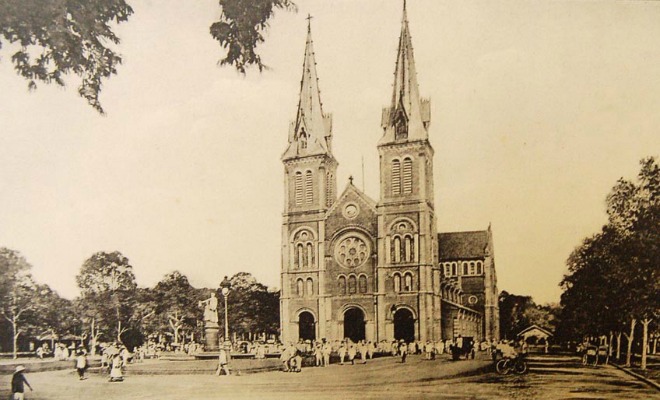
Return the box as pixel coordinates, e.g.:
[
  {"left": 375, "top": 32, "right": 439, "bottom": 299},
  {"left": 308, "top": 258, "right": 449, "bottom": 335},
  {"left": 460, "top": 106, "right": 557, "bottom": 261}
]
[
  {"left": 469, "top": 262, "right": 475, "bottom": 275},
  {"left": 348, "top": 275, "right": 357, "bottom": 294},
  {"left": 404, "top": 235, "right": 413, "bottom": 262},
  {"left": 358, "top": 275, "right": 368, "bottom": 294},
  {"left": 476, "top": 261, "right": 483, "bottom": 275},
  {"left": 338, "top": 276, "right": 347, "bottom": 295},
  {"left": 296, "top": 279, "right": 304, "bottom": 297},
  {"left": 402, "top": 157, "right": 413, "bottom": 194},
  {"left": 393, "top": 237, "right": 401, "bottom": 263},
  {"left": 294, "top": 172, "right": 303, "bottom": 206},
  {"left": 452, "top": 263, "right": 457, "bottom": 276},
  {"left": 296, "top": 244, "right": 304, "bottom": 269},
  {"left": 395, "top": 110, "right": 408, "bottom": 140},
  {"left": 326, "top": 172, "right": 334, "bottom": 207},
  {"left": 393, "top": 273, "right": 401, "bottom": 292},
  {"left": 305, "top": 170, "right": 313, "bottom": 205},
  {"left": 391, "top": 159, "right": 401, "bottom": 195},
  {"left": 462, "top": 262, "right": 468, "bottom": 276},
  {"left": 444, "top": 263, "right": 451, "bottom": 277},
  {"left": 306, "top": 278, "right": 313, "bottom": 296},
  {"left": 404, "top": 273, "right": 413, "bottom": 292},
  {"left": 306, "top": 243, "right": 314, "bottom": 268},
  {"left": 299, "top": 128, "right": 308, "bottom": 149}
]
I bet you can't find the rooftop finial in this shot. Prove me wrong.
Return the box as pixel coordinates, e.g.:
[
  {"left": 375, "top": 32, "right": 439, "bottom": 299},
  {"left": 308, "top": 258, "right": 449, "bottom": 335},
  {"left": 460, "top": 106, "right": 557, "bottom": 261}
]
[{"left": 306, "top": 13, "right": 313, "bottom": 32}]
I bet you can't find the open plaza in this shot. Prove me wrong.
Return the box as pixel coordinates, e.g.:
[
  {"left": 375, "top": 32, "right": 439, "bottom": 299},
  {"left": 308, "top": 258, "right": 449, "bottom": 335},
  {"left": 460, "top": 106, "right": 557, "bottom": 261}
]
[{"left": 1, "top": 353, "right": 658, "bottom": 399}]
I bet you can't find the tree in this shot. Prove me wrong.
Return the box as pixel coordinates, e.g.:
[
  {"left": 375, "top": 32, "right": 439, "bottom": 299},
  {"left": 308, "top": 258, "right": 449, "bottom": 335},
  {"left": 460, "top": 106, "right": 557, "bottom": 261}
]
[
  {"left": 217, "top": 272, "right": 279, "bottom": 340},
  {"left": 1, "top": 0, "right": 296, "bottom": 113},
  {"left": 151, "top": 271, "right": 202, "bottom": 345},
  {"left": 76, "top": 251, "right": 139, "bottom": 344},
  {"left": 0, "top": 248, "right": 47, "bottom": 358},
  {"left": 559, "top": 157, "right": 659, "bottom": 369}
]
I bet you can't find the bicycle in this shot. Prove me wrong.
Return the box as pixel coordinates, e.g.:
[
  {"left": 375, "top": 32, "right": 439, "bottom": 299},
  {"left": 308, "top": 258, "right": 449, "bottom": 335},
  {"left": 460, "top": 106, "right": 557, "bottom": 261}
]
[{"left": 495, "top": 354, "right": 528, "bottom": 375}]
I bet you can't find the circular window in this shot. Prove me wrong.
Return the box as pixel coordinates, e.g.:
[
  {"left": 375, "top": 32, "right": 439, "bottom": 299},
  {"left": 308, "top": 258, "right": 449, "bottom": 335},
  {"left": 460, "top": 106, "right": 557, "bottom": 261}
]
[
  {"left": 468, "top": 295, "right": 478, "bottom": 305},
  {"left": 335, "top": 235, "right": 370, "bottom": 268},
  {"left": 342, "top": 203, "right": 360, "bottom": 219}
]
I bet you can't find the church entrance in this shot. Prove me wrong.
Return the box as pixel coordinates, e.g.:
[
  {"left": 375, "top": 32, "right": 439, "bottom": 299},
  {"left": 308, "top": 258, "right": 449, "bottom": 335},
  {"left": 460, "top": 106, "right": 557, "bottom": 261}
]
[
  {"left": 394, "top": 308, "right": 415, "bottom": 343},
  {"left": 298, "top": 312, "right": 316, "bottom": 341},
  {"left": 343, "top": 307, "right": 366, "bottom": 342}
]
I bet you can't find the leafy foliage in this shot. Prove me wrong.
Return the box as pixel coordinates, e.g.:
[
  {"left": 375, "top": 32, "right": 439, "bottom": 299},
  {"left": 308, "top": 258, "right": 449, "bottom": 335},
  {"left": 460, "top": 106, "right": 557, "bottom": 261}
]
[
  {"left": 559, "top": 157, "right": 660, "bottom": 344},
  {"left": 1, "top": 0, "right": 297, "bottom": 112},
  {"left": 499, "top": 290, "right": 558, "bottom": 340},
  {"left": 0, "top": 0, "right": 133, "bottom": 113},
  {"left": 150, "top": 271, "right": 203, "bottom": 343},
  {"left": 76, "top": 251, "right": 139, "bottom": 344},
  {"left": 210, "top": 0, "right": 296, "bottom": 73},
  {"left": 217, "top": 272, "right": 280, "bottom": 339}
]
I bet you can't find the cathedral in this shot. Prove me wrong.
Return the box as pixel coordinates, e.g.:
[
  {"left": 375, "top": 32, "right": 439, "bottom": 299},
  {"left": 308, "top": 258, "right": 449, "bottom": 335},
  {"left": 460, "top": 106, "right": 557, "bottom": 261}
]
[{"left": 280, "top": 4, "right": 499, "bottom": 345}]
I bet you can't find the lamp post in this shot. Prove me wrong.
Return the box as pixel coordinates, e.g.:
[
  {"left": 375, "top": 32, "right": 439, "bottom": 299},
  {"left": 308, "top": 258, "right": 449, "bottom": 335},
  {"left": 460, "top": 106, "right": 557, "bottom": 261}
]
[{"left": 220, "top": 276, "right": 232, "bottom": 344}]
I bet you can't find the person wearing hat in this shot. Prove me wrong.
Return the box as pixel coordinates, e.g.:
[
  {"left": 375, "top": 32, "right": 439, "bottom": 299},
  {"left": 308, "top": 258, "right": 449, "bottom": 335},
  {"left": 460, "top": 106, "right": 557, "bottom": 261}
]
[{"left": 11, "top": 366, "right": 33, "bottom": 399}]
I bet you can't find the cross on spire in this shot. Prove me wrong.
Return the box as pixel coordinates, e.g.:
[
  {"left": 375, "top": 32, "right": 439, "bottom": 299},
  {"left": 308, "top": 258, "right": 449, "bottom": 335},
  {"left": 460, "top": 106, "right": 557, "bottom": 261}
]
[{"left": 306, "top": 14, "right": 313, "bottom": 32}]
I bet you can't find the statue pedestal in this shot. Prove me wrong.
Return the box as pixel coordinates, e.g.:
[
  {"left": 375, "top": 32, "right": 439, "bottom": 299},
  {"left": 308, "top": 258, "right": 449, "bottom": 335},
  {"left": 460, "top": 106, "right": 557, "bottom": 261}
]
[{"left": 204, "top": 323, "right": 220, "bottom": 352}]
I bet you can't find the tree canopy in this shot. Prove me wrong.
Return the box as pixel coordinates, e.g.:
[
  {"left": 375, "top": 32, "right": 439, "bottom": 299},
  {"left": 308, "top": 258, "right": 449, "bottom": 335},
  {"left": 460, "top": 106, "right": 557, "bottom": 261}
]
[
  {"left": 559, "top": 157, "right": 659, "bottom": 367},
  {"left": 0, "top": 0, "right": 295, "bottom": 113}
]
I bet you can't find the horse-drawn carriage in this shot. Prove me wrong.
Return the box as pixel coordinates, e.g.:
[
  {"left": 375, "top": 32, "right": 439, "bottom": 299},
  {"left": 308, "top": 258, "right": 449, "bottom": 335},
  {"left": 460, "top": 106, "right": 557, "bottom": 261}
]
[{"left": 580, "top": 344, "right": 609, "bottom": 366}]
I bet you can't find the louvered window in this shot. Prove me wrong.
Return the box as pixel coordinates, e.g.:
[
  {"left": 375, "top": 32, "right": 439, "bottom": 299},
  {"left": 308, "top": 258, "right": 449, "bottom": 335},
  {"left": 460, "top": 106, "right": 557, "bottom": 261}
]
[
  {"left": 326, "top": 172, "right": 334, "bottom": 207},
  {"left": 294, "top": 172, "right": 303, "bottom": 206},
  {"left": 305, "top": 170, "right": 313, "bottom": 205},
  {"left": 391, "top": 159, "right": 401, "bottom": 195},
  {"left": 402, "top": 157, "right": 413, "bottom": 194}
]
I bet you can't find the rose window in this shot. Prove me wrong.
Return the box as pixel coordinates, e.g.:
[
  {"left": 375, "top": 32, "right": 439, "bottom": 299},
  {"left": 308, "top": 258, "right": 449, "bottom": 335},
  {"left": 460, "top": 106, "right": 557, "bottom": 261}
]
[{"left": 335, "top": 236, "right": 370, "bottom": 268}]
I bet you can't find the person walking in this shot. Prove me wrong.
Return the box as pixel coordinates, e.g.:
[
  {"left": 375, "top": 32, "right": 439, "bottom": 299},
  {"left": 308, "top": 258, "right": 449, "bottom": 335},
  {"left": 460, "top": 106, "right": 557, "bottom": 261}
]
[
  {"left": 322, "top": 342, "right": 331, "bottom": 367},
  {"left": 11, "top": 366, "right": 33, "bottom": 400},
  {"left": 358, "top": 341, "right": 368, "bottom": 364},
  {"left": 338, "top": 342, "right": 347, "bottom": 365},
  {"left": 347, "top": 342, "right": 357, "bottom": 365},
  {"left": 216, "top": 347, "right": 231, "bottom": 376},
  {"left": 109, "top": 353, "right": 124, "bottom": 382},
  {"left": 75, "top": 351, "right": 88, "bottom": 380},
  {"left": 399, "top": 340, "right": 408, "bottom": 363}
]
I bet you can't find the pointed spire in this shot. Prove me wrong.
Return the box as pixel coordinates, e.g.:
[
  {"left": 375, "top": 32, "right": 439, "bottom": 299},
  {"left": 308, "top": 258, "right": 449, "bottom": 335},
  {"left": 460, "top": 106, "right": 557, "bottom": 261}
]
[
  {"left": 379, "top": 0, "right": 431, "bottom": 145},
  {"left": 282, "top": 15, "right": 333, "bottom": 160}
]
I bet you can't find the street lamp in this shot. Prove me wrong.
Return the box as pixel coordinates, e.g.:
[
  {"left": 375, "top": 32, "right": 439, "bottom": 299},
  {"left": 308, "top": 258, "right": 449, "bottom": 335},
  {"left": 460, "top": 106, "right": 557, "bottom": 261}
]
[{"left": 219, "top": 276, "right": 232, "bottom": 344}]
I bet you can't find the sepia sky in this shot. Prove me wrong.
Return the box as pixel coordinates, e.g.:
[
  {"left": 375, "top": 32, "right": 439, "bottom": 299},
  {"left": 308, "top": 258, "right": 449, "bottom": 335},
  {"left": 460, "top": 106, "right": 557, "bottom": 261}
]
[{"left": 1, "top": 0, "right": 658, "bottom": 304}]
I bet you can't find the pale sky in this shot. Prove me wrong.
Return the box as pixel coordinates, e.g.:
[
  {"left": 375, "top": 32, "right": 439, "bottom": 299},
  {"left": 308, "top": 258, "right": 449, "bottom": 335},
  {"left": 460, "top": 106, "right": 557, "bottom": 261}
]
[{"left": 1, "top": 0, "right": 658, "bottom": 304}]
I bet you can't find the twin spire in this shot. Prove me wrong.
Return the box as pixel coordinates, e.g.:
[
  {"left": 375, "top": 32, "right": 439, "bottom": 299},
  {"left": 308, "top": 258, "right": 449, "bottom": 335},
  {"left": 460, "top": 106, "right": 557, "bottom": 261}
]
[
  {"left": 381, "top": 0, "right": 431, "bottom": 144},
  {"left": 282, "top": 15, "right": 333, "bottom": 161},
  {"left": 283, "top": 1, "right": 429, "bottom": 161}
]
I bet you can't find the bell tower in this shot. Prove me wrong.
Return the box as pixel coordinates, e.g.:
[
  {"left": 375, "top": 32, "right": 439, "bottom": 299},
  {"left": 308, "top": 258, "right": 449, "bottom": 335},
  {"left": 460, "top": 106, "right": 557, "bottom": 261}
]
[
  {"left": 280, "top": 17, "right": 337, "bottom": 343},
  {"left": 376, "top": 1, "right": 440, "bottom": 342}
]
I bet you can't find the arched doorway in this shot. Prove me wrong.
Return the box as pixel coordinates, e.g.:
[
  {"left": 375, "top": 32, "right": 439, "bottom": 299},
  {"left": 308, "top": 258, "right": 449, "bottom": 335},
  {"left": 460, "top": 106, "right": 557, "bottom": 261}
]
[
  {"left": 298, "top": 311, "right": 316, "bottom": 341},
  {"left": 343, "top": 307, "right": 366, "bottom": 342},
  {"left": 393, "top": 308, "right": 415, "bottom": 343}
]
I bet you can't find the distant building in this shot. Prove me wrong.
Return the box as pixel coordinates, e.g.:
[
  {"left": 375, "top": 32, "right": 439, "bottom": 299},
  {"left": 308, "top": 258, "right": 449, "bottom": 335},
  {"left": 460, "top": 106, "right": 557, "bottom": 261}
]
[
  {"left": 517, "top": 325, "right": 553, "bottom": 344},
  {"left": 280, "top": 3, "right": 499, "bottom": 344}
]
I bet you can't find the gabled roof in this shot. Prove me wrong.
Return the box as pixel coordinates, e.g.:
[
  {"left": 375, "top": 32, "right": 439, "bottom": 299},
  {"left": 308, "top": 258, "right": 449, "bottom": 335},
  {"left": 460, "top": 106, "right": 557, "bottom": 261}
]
[
  {"left": 517, "top": 325, "right": 554, "bottom": 338},
  {"left": 327, "top": 179, "right": 377, "bottom": 216},
  {"left": 438, "top": 230, "right": 489, "bottom": 260},
  {"left": 282, "top": 18, "right": 333, "bottom": 161}
]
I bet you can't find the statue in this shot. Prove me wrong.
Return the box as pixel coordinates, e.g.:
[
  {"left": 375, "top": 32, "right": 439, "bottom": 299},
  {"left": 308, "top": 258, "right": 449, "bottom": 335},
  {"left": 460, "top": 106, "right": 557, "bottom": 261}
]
[{"left": 199, "top": 291, "right": 218, "bottom": 325}]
